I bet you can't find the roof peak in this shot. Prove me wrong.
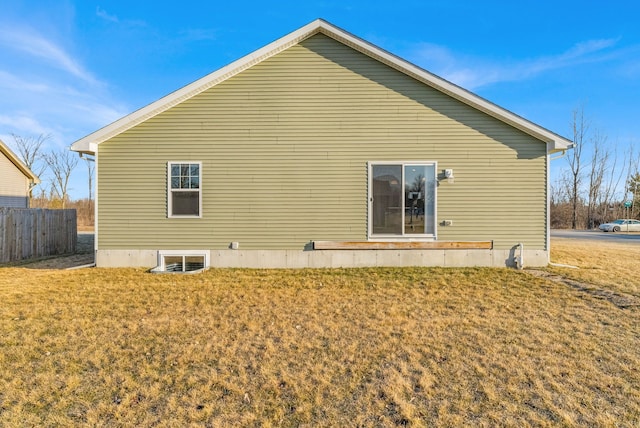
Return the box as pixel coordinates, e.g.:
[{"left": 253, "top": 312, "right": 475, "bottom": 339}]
[{"left": 71, "top": 19, "right": 572, "bottom": 154}]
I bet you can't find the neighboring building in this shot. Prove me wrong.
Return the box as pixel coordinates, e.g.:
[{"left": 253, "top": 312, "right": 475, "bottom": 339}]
[
  {"left": 0, "top": 139, "right": 40, "bottom": 208},
  {"left": 71, "top": 19, "right": 572, "bottom": 269}
]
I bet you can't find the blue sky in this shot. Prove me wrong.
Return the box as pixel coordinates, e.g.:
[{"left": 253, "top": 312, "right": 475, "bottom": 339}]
[{"left": 1, "top": 1, "right": 639, "bottom": 199}]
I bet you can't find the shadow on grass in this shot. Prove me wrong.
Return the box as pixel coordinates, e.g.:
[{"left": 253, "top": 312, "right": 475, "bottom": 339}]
[{"left": 1, "top": 233, "right": 94, "bottom": 270}]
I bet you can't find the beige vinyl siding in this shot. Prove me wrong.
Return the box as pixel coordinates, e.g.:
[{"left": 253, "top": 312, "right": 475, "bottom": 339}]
[
  {"left": 0, "top": 153, "right": 29, "bottom": 208},
  {"left": 98, "top": 33, "right": 547, "bottom": 251}
]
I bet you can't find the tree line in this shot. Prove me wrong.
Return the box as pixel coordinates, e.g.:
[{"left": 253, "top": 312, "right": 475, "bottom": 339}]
[
  {"left": 9, "top": 133, "right": 95, "bottom": 228},
  {"left": 551, "top": 107, "right": 640, "bottom": 229},
  {"left": 10, "top": 133, "right": 94, "bottom": 209}
]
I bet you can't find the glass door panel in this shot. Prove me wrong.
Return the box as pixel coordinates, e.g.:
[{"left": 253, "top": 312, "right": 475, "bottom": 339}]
[
  {"left": 372, "top": 165, "right": 402, "bottom": 235},
  {"left": 404, "top": 164, "right": 435, "bottom": 235}
]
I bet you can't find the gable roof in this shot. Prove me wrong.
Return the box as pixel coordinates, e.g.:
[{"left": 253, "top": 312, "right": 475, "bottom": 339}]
[
  {"left": 0, "top": 139, "right": 41, "bottom": 183},
  {"left": 71, "top": 19, "right": 573, "bottom": 155}
]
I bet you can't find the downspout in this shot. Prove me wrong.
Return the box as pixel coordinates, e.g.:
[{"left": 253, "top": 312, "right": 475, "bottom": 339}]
[
  {"left": 549, "top": 142, "right": 574, "bottom": 161},
  {"left": 79, "top": 151, "right": 97, "bottom": 261},
  {"left": 550, "top": 149, "right": 568, "bottom": 161},
  {"left": 547, "top": 142, "right": 573, "bottom": 266}
]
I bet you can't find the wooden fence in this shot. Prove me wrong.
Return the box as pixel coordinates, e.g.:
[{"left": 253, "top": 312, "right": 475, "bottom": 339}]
[{"left": 0, "top": 208, "right": 77, "bottom": 263}]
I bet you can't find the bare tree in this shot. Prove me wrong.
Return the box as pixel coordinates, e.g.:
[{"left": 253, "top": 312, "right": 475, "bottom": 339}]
[
  {"left": 43, "top": 148, "right": 79, "bottom": 209},
  {"left": 10, "top": 133, "right": 49, "bottom": 177},
  {"left": 600, "top": 157, "right": 623, "bottom": 223},
  {"left": 551, "top": 169, "right": 582, "bottom": 228},
  {"left": 567, "top": 107, "right": 588, "bottom": 229},
  {"left": 552, "top": 109, "right": 640, "bottom": 228},
  {"left": 551, "top": 169, "right": 572, "bottom": 207},
  {"left": 586, "top": 130, "right": 610, "bottom": 229},
  {"left": 628, "top": 171, "right": 640, "bottom": 218},
  {"left": 10, "top": 133, "right": 50, "bottom": 203},
  {"left": 614, "top": 146, "right": 635, "bottom": 219}
]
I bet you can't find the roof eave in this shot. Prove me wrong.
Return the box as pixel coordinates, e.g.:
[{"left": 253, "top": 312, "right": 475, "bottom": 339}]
[
  {"left": 548, "top": 141, "right": 574, "bottom": 154},
  {"left": 70, "top": 141, "right": 97, "bottom": 156},
  {"left": 318, "top": 22, "right": 573, "bottom": 152},
  {"left": 0, "top": 139, "right": 41, "bottom": 183},
  {"left": 70, "top": 19, "right": 328, "bottom": 154},
  {"left": 70, "top": 18, "right": 572, "bottom": 155}
]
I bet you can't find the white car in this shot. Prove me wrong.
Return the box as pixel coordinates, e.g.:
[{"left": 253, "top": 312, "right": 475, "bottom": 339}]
[{"left": 599, "top": 219, "right": 640, "bottom": 232}]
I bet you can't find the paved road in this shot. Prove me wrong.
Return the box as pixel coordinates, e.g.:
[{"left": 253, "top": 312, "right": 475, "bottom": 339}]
[{"left": 551, "top": 229, "right": 640, "bottom": 243}]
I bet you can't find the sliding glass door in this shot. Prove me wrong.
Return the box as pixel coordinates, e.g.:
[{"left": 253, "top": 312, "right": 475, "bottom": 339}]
[{"left": 370, "top": 162, "right": 436, "bottom": 238}]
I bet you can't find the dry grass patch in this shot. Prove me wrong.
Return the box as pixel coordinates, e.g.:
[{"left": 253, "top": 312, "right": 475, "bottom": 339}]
[
  {"left": 550, "top": 238, "right": 640, "bottom": 298},
  {"left": 1, "top": 265, "right": 639, "bottom": 426}
]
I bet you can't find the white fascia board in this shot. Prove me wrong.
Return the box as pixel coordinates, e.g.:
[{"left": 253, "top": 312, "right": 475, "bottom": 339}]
[
  {"left": 70, "top": 18, "right": 572, "bottom": 155},
  {"left": 316, "top": 21, "right": 573, "bottom": 153},
  {"left": 70, "top": 20, "right": 326, "bottom": 155},
  {"left": 0, "top": 139, "right": 41, "bottom": 183}
]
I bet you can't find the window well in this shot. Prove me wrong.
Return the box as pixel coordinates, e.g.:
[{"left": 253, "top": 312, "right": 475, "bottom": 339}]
[{"left": 152, "top": 251, "right": 209, "bottom": 274}]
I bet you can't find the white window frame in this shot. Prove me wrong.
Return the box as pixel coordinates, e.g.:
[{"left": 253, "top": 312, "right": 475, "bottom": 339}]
[
  {"left": 368, "top": 161, "right": 438, "bottom": 241},
  {"left": 167, "top": 161, "right": 202, "bottom": 218},
  {"left": 157, "top": 250, "right": 210, "bottom": 272}
]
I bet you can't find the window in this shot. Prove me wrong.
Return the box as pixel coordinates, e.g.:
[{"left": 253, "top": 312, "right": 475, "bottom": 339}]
[
  {"left": 163, "top": 255, "right": 205, "bottom": 272},
  {"left": 156, "top": 250, "right": 210, "bottom": 273},
  {"left": 168, "top": 162, "right": 201, "bottom": 217},
  {"left": 369, "top": 162, "right": 436, "bottom": 238}
]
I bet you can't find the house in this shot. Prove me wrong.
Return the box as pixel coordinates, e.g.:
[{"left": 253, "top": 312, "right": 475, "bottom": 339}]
[
  {"left": 71, "top": 19, "right": 572, "bottom": 269},
  {"left": 0, "top": 139, "right": 40, "bottom": 208}
]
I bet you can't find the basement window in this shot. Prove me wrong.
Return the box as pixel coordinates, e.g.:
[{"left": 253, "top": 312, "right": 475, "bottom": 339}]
[{"left": 152, "top": 250, "right": 210, "bottom": 274}]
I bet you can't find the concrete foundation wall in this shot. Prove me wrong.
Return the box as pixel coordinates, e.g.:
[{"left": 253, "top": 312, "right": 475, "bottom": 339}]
[{"left": 96, "top": 248, "right": 549, "bottom": 269}]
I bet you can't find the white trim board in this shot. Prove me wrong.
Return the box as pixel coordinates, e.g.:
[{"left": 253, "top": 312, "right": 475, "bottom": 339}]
[{"left": 71, "top": 19, "right": 572, "bottom": 155}]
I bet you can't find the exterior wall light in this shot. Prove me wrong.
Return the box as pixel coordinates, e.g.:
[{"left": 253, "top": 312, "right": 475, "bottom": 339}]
[{"left": 444, "top": 169, "right": 454, "bottom": 183}]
